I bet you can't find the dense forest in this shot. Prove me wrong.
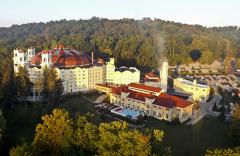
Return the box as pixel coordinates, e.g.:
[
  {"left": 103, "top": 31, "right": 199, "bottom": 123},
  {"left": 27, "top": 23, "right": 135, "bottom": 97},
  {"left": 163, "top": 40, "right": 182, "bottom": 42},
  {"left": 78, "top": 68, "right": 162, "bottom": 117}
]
[{"left": 0, "top": 17, "right": 240, "bottom": 68}]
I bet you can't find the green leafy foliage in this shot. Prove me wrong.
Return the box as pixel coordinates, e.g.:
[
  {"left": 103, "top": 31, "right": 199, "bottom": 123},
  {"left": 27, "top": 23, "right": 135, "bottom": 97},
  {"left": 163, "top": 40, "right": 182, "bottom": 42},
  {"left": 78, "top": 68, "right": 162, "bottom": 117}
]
[
  {"left": 0, "top": 110, "right": 6, "bottom": 149},
  {"left": 232, "top": 105, "right": 240, "bottom": 146},
  {"left": 15, "top": 66, "right": 31, "bottom": 103},
  {"left": 97, "top": 121, "right": 151, "bottom": 156},
  {"left": 9, "top": 143, "right": 32, "bottom": 156},
  {"left": 205, "top": 147, "right": 240, "bottom": 156},
  {"left": 41, "top": 66, "right": 64, "bottom": 104},
  {"left": 10, "top": 109, "right": 165, "bottom": 156},
  {"left": 33, "top": 109, "right": 73, "bottom": 155},
  {"left": 0, "top": 18, "right": 240, "bottom": 68}
]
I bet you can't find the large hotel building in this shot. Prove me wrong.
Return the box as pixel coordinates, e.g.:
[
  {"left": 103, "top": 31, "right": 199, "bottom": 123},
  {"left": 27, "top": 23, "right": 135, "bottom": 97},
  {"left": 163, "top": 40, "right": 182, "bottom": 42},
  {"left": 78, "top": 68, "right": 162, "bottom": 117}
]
[
  {"left": 13, "top": 46, "right": 141, "bottom": 94},
  {"left": 13, "top": 47, "right": 106, "bottom": 94}
]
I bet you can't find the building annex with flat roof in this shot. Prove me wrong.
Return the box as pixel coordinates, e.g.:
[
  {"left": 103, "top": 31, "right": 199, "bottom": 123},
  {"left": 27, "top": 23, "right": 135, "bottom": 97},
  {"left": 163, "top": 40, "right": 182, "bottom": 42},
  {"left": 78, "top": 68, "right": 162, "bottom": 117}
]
[
  {"left": 106, "top": 58, "right": 140, "bottom": 85},
  {"left": 173, "top": 78, "right": 210, "bottom": 102}
]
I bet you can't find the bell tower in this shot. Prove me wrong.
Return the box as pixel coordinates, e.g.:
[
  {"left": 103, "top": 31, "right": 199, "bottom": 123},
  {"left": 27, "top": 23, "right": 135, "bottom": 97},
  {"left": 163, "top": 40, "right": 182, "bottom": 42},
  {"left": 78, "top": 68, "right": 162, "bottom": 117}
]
[
  {"left": 27, "top": 48, "right": 35, "bottom": 62},
  {"left": 13, "top": 49, "right": 28, "bottom": 73},
  {"left": 41, "top": 51, "right": 52, "bottom": 67}
]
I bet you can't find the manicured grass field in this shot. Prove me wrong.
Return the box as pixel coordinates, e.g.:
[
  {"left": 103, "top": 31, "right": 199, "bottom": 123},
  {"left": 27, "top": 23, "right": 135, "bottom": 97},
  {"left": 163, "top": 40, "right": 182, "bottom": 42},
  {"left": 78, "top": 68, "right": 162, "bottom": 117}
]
[
  {"left": 145, "top": 116, "right": 234, "bottom": 156},
  {"left": 4, "top": 94, "right": 234, "bottom": 156}
]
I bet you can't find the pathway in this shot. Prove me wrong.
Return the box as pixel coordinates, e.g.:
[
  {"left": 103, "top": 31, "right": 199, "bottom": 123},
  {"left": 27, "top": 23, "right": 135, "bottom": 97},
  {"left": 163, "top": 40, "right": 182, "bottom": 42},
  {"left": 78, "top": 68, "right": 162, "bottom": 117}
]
[
  {"left": 187, "top": 94, "right": 221, "bottom": 125},
  {"left": 94, "top": 94, "right": 107, "bottom": 103},
  {"left": 201, "top": 94, "right": 221, "bottom": 116}
]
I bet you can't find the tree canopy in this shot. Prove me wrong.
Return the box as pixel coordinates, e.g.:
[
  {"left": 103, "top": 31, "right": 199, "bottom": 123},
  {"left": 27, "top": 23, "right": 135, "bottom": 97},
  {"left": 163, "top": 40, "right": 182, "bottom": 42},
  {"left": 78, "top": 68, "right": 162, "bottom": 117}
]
[{"left": 10, "top": 108, "right": 166, "bottom": 156}]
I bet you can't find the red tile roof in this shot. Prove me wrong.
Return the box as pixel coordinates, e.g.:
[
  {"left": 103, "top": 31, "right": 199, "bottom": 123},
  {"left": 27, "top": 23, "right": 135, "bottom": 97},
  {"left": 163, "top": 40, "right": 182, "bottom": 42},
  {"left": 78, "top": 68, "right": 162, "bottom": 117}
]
[
  {"left": 144, "top": 72, "right": 160, "bottom": 82},
  {"left": 111, "top": 86, "right": 128, "bottom": 95},
  {"left": 128, "top": 91, "right": 155, "bottom": 102},
  {"left": 156, "top": 93, "right": 192, "bottom": 108},
  {"left": 31, "top": 48, "right": 92, "bottom": 67},
  {"left": 111, "top": 84, "right": 192, "bottom": 108},
  {"left": 128, "top": 83, "right": 161, "bottom": 93},
  {"left": 145, "top": 72, "right": 159, "bottom": 79}
]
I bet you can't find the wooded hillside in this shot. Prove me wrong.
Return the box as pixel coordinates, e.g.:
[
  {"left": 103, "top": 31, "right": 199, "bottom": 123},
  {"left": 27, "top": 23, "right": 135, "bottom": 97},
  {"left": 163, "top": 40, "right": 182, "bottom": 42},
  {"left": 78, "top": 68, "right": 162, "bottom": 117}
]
[{"left": 0, "top": 17, "right": 240, "bottom": 68}]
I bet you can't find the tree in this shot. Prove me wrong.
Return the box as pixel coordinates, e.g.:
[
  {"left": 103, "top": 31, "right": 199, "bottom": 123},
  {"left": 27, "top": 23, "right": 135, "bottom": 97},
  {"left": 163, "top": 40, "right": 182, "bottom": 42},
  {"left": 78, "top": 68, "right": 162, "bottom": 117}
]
[
  {"left": 233, "top": 105, "right": 240, "bottom": 121},
  {"left": 11, "top": 109, "right": 166, "bottom": 155},
  {"left": 74, "top": 114, "right": 98, "bottom": 152},
  {"left": 199, "top": 50, "right": 214, "bottom": 64},
  {"left": 15, "top": 66, "right": 31, "bottom": 104},
  {"left": 34, "top": 78, "right": 43, "bottom": 100},
  {"left": 189, "top": 49, "right": 202, "bottom": 62},
  {"left": 205, "top": 147, "right": 240, "bottom": 156},
  {"left": 9, "top": 143, "right": 32, "bottom": 156},
  {"left": 231, "top": 105, "right": 240, "bottom": 145},
  {"left": 0, "top": 59, "right": 18, "bottom": 108},
  {"left": 41, "top": 66, "right": 63, "bottom": 104},
  {"left": 97, "top": 121, "right": 151, "bottom": 156},
  {"left": 0, "top": 110, "right": 6, "bottom": 150},
  {"left": 33, "top": 109, "right": 73, "bottom": 155}
]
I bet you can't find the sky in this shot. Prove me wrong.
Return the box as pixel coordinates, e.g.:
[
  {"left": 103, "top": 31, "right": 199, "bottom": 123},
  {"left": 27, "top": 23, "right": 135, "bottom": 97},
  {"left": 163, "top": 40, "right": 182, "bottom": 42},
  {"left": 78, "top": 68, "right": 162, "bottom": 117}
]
[{"left": 0, "top": 0, "right": 239, "bottom": 27}]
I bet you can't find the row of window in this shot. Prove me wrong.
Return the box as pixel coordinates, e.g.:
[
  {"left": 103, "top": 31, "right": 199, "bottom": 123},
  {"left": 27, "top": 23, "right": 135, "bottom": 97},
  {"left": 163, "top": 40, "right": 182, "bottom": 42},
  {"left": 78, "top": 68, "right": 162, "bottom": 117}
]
[
  {"left": 112, "top": 98, "right": 172, "bottom": 113},
  {"left": 178, "top": 83, "right": 207, "bottom": 92}
]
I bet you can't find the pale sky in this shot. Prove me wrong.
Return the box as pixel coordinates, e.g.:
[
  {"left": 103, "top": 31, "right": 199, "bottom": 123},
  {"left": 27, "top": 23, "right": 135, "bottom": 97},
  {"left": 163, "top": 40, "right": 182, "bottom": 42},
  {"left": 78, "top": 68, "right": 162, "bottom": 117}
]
[{"left": 0, "top": 0, "right": 239, "bottom": 27}]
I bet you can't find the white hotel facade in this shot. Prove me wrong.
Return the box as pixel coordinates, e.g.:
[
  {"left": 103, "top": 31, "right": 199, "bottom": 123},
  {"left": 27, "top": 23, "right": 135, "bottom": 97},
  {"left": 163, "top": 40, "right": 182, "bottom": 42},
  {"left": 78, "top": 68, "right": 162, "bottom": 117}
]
[{"left": 13, "top": 47, "right": 140, "bottom": 94}]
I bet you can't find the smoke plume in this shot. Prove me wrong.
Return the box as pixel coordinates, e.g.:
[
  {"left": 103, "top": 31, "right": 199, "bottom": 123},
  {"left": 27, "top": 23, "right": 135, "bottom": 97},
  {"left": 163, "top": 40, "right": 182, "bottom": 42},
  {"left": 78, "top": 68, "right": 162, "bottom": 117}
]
[{"left": 137, "top": 18, "right": 167, "bottom": 68}]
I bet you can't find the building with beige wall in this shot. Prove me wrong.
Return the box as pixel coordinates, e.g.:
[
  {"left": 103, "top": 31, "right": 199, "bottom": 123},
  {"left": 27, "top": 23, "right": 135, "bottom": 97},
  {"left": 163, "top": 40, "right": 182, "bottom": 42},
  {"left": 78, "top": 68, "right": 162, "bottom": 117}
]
[
  {"left": 95, "top": 84, "right": 115, "bottom": 95},
  {"left": 173, "top": 78, "right": 210, "bottom": 102},
  {"left": 110, "top": 83, "right": 194, "bottom": 123}
]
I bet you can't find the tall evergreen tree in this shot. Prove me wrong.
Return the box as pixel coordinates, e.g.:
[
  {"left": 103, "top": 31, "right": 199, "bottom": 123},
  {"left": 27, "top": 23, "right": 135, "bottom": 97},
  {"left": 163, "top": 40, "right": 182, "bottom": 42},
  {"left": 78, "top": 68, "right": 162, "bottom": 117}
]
[
  {"left": 0, "top": 60, "right": 17, "bottom": 108},
  {"left": 15, "top": 66, "right": 31, "bottom": 104},
  {"left": 41, "top": 66, "right": 63, "bottom": 105}
]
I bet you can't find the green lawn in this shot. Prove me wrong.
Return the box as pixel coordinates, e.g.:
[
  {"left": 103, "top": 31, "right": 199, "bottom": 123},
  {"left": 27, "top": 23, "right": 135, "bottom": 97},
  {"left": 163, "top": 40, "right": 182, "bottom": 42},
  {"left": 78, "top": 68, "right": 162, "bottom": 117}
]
[
  {"left": 4, "top": 103, "right": 51, "bottom": 150},
  {"left": 145, "top": 116, "right": 234, "bottom": 156},
  {"left": 4, "top": 94, "right": 234, "bottom": 156}
]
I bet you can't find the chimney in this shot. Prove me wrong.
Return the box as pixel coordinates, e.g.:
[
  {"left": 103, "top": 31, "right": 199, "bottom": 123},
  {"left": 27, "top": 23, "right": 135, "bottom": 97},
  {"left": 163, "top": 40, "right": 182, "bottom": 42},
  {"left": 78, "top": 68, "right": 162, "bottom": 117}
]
[
  {"left": 91, "top": 52, "right": 94, "bottom": 64},
  {"left": 160, "top": 59, "right": 168, "bottom": 92}
]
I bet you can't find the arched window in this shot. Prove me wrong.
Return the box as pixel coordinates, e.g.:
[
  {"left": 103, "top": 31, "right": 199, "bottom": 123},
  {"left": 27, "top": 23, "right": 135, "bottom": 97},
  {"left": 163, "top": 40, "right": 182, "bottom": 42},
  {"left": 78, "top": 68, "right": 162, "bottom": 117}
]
[
  {"left": 153, "top": 111, "right": 156, "bottom": 116},
  {"left": 165, "top": 114, "right": 168, "bottom": 119}
]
